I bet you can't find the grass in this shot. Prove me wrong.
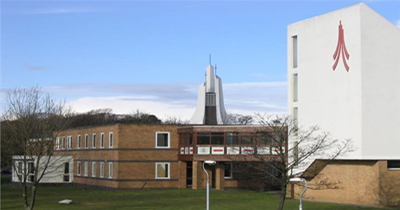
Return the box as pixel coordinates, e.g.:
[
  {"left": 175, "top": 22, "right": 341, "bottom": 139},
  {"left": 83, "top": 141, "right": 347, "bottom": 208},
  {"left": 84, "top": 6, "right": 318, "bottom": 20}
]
[{"left": 1, "top": 184, "right": 385, "bottom": 210}]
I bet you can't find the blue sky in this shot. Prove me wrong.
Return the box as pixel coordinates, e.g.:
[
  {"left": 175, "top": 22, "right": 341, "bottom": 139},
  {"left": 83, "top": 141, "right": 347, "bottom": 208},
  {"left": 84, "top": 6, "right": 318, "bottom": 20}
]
[{"left": 1, "top": 1, "right": 399, "bottom": 120}]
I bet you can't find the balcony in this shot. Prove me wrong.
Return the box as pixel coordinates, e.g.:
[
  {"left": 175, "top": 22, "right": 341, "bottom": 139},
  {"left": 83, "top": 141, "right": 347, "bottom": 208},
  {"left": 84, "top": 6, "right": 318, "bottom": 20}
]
[{"left": 178, "top": 126, "right": 287, "bottom": 162}]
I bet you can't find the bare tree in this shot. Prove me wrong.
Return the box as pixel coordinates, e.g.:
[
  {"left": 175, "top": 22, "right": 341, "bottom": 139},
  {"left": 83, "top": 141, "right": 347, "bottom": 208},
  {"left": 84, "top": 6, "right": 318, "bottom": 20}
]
[
  {"left": 233, "top": 114, "right": 353, "bottom": 210},
  {"left": 2, "top": 87, "right": 72, "bottom": 210},
  {"left": 228, "top": 113, "right": 254, "bottom": 125},
  {"left": 162, "top": 116, "right": 190, "bottom": 125},
  {"left": 125, "top": 109, "right": 161, "bottom": 124}
]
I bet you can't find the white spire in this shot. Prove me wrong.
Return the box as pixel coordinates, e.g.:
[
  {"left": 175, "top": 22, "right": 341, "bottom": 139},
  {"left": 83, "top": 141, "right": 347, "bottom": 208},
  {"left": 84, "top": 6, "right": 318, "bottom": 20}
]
[
  {"left": 205, "top": 65, "right": 215, "bottom": 93},
  {"left": 189, "top": 62, "right": 228, "bottom": 125}
]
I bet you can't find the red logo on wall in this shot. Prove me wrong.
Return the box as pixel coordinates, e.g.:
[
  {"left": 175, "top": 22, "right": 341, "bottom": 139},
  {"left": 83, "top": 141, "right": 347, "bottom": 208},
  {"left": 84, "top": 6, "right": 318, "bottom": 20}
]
[{"left": 333, "top": 21, "right": 350, "bottom": 71}]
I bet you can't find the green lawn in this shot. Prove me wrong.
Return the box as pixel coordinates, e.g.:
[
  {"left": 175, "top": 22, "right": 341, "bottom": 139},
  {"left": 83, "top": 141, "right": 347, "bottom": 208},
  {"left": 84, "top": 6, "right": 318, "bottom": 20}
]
[{"left": 1, "top": 184, "right": 384, "bottom": 210}]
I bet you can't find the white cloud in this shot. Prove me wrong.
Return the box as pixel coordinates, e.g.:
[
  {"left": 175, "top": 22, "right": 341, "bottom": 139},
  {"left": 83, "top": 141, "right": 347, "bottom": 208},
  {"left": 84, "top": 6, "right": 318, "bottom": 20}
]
[
  {"left": 67, "top": 96, "right": 196, "bottom": 120},
  {"left": 44, "top": 81, "right": 287, "bottom": 121},
  {"left": 397, "top": 20, "right": 400, "bottom": 28}
]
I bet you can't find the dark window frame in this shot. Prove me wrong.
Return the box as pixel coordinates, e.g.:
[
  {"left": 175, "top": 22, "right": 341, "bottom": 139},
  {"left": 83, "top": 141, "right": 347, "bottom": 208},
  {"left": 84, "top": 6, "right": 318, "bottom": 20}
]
[{"left": 388, "top": 160, "right": 400, "bottom": 170}]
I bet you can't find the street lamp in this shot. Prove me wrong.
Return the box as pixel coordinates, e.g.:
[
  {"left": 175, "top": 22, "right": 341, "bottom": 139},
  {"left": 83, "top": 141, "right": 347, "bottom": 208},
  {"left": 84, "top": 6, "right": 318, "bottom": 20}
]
[
  {"left": 290, "top": 177, "right": 308, "bottom": 210},
  {"left": 203, "top": 160, "right": 216, "bottom": 210}
]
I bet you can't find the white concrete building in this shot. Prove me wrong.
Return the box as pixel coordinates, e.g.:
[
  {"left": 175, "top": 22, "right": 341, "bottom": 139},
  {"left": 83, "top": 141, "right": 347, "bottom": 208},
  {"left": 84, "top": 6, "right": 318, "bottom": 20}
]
[
  {"left": 288, "top": 3, "right": 400, "bottom": 167},
  {"left": 12, "top": 156, "right": 74, "bottom": 184}
]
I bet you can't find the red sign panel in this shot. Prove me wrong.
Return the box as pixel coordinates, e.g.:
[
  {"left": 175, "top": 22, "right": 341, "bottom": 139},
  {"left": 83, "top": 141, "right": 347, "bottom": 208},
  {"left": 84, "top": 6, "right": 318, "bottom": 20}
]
[{"left": 333, "top": 21, "right": 350, "bottom": 71}]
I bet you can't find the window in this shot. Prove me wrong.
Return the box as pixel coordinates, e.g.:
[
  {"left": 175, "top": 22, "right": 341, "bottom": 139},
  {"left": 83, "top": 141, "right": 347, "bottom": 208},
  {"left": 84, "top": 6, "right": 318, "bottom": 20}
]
[
  {"left": 61, "top": 137, "right": 65, "bottom": 149},
  {"left": 224, "top": 163, "right": 233, "bottom": 179},
  {"left": 17, "top": 161, "right": 23, "bottom": 174},
  {"left": 293, "top": 74, "right": 298, "bottom": 102},
  {"left": 85, "top": 134, "right": 89, "bottom": 149},
  {"left": 109, "top": 132, "right": 113, "bottom": 148},
  {"left": 84, "top": 162, "right": 88, "bottom": 176},
  {"left": 16, "top": 161, "right": 23, "bottom": 180},
  {"left": 92, "top": 133, "right": 96, "bottom": 148},
  {"left": 67, "top": 136, "right": 72, "bottom": 149},
  {"left": 77, "top": 162, "right": 81, "bottom": 175},
  {"left": 77, "top": 135, "right": 81, "bottom": 149},
  {"left": 293, "top": 141, "right": 299, "bottom": 166},
  {"left": 92, "top": 162, "right": 96, "bottom": 177},
  {"left": 108, "top": 162, "right": 113, "bottom": 178},
  {"left": 256, "top": 133, "right": 270, "bottom": 145},
  {"left": 56, "top": 137, "right": 60, "bottom": 150},
  {"left": 293, "top": 35, "right": 298, "bottom": 68},
  {"left": 240, "top": 134, "right": 253, "bottom": 145},
  {"left": 293, "top": 107, "right": 299, "bottom": 136},
  {"left": 197, "top": 133, "right": 210, "bottom": 145},
  {"left": 388, "top": 160, "right": 400, "bottom": 170},
  {"left": 100, "top": 133, "right": 105, "bottom": 148},
  {"left": 179, "top": 133, "right": 193, "bottom": 146},
  {"left": 226, "top": 133, "right": 239, "bottom": 145},
  {"left": 211, "top": 133, "right": 224, "bottom": 145},
  {"left": 155, "top": 162, "right": 170, "bottom": 179},
  {"left": 64, "top": 162, "right": 70, "bottom": 182},
  {"left": 100, "top": 162, "right": 104, "bottom": 178},
  {"left": 28, "top": 162, "right": 35, "bottom": 182},
  {"left": 206, "top": 93, "right": 216, "bottom": 106},
  {"left": 156, "top": 132, "right": 170, "bottom": 148}
]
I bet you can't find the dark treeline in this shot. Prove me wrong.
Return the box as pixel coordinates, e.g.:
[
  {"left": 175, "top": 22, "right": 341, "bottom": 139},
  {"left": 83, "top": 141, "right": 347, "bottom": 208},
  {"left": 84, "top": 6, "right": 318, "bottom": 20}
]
[
  {"left": 66, "top": 109, "right": 162, "bottom": 128},
  {"left": 0, "top": 109, "right": 171, "bottom": 168}
]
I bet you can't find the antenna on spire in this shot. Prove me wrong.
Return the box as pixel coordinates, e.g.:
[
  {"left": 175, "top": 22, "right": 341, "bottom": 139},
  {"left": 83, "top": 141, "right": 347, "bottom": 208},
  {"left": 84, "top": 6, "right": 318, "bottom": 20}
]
[{"left": 209, "top": 54, "right": 211, "bottom": 65}]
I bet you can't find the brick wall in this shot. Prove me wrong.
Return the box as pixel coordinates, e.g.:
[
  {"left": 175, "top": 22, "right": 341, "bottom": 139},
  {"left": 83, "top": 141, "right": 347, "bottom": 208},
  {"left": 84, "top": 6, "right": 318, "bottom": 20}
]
[
  {"left": 289, "top": 160, "right": 400, "bottom": 207},
  {"left": 54, "top": 124, "right": 181, "bottom": 189},
  {"left": 378, "top": 161, "right": 400, "bottom": 206}
]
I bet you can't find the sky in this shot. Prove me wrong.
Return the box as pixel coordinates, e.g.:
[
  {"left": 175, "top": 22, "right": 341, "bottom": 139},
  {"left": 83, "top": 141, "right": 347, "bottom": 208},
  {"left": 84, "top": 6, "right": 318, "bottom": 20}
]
[{"left": 1, "top": 0, "right": 399, "bottom": 120}]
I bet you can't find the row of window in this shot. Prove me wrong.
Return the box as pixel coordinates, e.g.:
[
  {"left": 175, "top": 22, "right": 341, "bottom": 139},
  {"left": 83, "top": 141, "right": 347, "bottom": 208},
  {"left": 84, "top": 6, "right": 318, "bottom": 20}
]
[
  {"left": 77, "top": 161, "right": 113, "bottom": 179},
  {"left": 180, "top": 133, "right": 281, "bottom": 146},
  {"left": 56, "top": 131, "right": 170, "bottom": 150},
  {"left": 15, "top": 161, "right": 35, "bottom": 182},
  {"left": 15, "top": 161, "right": 71, "bottom": 182},
  {"left": 76, "top": 161, "right": 172, "bottom": 179},
  {"left": 292, "top": 35, "right": 299, "bottom": 136},
  {"left": 56, "top": 132, "right": 113, "bottom": 150}
]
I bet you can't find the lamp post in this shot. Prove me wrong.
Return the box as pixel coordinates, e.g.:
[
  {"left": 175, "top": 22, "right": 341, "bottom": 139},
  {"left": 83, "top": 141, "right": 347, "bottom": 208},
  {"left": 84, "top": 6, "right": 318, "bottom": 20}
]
[
  {"left": 203, "top": 160, "right": 216, "bottom": 210},
  {"left": 290, "top": 178, "right": 308, "bottom": 210}
]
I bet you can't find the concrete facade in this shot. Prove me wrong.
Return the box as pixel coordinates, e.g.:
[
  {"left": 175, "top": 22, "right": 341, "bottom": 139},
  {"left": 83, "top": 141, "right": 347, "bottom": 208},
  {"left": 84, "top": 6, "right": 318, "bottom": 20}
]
[
  {"left": 12, "top": 155, "right": 74, "bottom": 184},
  {"left": 286, "top": 4, "right": 400, "bottom": 207},
  {"left": 287, "top": 3, "right": 400, "bottom": 167}
]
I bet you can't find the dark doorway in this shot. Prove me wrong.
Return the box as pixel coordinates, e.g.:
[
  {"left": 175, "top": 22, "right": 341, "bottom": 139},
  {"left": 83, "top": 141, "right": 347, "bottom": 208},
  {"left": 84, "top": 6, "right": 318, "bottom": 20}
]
[{"left": 186, "top": 162, "right": 193, "bottom": 188}]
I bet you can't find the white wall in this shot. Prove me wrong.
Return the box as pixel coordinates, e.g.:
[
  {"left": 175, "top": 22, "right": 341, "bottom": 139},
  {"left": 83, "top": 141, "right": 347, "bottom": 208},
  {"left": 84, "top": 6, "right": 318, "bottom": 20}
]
[
  {"left": 288, "top": 4, "right": 364, "bottom": 159},
  {"left": 360, "top": 5, "right": 400, "bottom": 159},
  {"left": 287, "top": 3, "right": 400, "bottom": 171},
  {"left": 12, "top": 156, "right": 74, "bottom": 183}
]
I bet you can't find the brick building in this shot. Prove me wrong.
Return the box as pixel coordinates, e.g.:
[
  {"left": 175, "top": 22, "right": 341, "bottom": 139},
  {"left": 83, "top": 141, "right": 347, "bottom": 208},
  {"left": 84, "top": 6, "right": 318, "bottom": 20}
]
[
  {"left": 52, "top": 124, "right": 285, "bottom": 190},
  {"left": 12, "top": 62, "right": 286, "bottom": 190}
]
